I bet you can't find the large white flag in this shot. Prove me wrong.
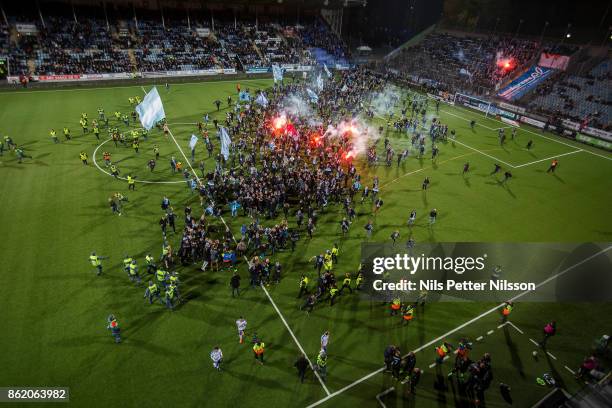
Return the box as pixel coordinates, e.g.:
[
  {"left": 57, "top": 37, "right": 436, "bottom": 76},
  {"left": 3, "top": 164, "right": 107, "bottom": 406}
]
[
  {"left": 272, "top": 65, "right": 283, "bottom": 83},
  {"left": 136, "top": 87, "right": 166, "bottom": 130},
  {"left": 324, "top": 63, "right": 332, "bottom": 78},
  {"left": 189, "top": 134, "right": 198, "bottom": 150},
  {"left": 306, "top": 88, "right": 319, "bottom": 103},
  {"left": 316, "top": 73, "right": 324, "bottom": 91},
  {"left": 255, "top": 92, "right": 269, "bottom": 107},
  {"left": 220, "top": 127, "right": 231, "bottom": 160}
]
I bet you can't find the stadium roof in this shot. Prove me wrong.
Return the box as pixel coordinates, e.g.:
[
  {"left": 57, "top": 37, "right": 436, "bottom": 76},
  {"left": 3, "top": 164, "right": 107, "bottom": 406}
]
[{"left": 54, "top": 0, "right": 368, "bottom": 9}]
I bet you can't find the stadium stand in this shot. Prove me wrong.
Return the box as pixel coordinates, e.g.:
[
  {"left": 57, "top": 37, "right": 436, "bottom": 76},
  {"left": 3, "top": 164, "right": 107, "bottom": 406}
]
[
  {"left": 528, "top": 59, "right": 612, "bottom": 131},
  {"left": 386, "top": 32, "right": 540, "bottom": 94},
  {"left": 3, "top": 10, "right": 339, "bottom": 76}
]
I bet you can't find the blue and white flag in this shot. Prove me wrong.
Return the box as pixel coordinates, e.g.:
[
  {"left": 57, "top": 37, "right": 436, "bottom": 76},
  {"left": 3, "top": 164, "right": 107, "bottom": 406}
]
[
  {"left": 239, "top": 90, "right": 251, "bottom": 102},
  {"left": 306, "top": 88, "right": 319, "bottom": 103},
  {"left": 189, "top": 134, "right": 198, "bottom": 150},
  {"left": 272, "top": 65, "right": 283, "bottom": 83},
  {"left": 255, "top": 92, "right": 269, "bottom": 107},
  {"left": 324, "top": 63, "right": 332, "bottom": 78},
  {"left": 316, "top": 73, "right": 324, "bottom": 91},
  {"left": 136, "top": 87, "right": 166, "bottom": 130},
  {"left": 220, "top": 127, "right": 231, "bottom": 160}
]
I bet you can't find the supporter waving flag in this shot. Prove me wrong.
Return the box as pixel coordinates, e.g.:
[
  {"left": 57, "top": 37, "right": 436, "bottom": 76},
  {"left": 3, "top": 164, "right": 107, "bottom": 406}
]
[
  {"left": 324, "top": 63, "right": 332, "bottom": 78},
  {"left": 136, "top": 87, "right": 166, "bottom": 130},
  {"left": 272, "top": 65, "right": 283, "bottom": 83},
  {"left": 220, "top": 127, "right": 232, "bottom": 160}
]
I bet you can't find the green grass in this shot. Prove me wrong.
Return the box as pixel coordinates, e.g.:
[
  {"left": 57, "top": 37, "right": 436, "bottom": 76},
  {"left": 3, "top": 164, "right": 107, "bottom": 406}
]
[{"left": 0, "top": 78, "right": 611, "bottom": 408}]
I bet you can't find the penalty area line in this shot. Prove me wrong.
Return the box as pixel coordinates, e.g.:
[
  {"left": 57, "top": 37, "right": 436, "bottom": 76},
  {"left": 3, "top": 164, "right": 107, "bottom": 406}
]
[
  {"left": 513, "top": 149, "right": 582, "bottom": 168},
  {"left": 306, "top": 245, "right": 612, "bottom": 408}
]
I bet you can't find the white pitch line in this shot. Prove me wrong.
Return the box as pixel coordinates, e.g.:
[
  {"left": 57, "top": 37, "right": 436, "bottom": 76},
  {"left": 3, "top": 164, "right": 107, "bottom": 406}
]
[
  {"left": 487, "top": 330, "right": 495, "bottom": 335},
  {"left": 380, "top": 151, "right": 475, "bottom": 189},
  {"left": 438, "top": 101, "right": 612, "bottom": 162},
  {"left": 452, "top": 138, "right": 516, "bottom": 167},
  {"left": 476, "top": 336, "right": 484, "bottom": 341},
  {"left": 92, "top": 137, "right": 185, "bottom": 184},
  {"left": 507, "top": 321, "right": 524, "bottom": 334},
  {"left": 142, "top": 86, "right": 331, "bottom": 396},
  {"left": 497, "top": 322, "right": 508, "bottom": 329},
  {"left": 564, "top": 366, "right": 576, "bottom": 375},
  {"left": 375, "top": 387, "right": 394, "bottom": 408},
  {"left": 428, "top": 362, "right": 436, "bottom": 369},
  {"left": 306, "top": 245, "right": 612, "bottom": 408},
  {"left": 513, "top": 149, "right": 583, "bottom": 168},
  {"left": 547, "top": 352, "right": 558, "bottom": 360},
  {"left": 529, "top": 338, "right": 540, "bottom": 347}
]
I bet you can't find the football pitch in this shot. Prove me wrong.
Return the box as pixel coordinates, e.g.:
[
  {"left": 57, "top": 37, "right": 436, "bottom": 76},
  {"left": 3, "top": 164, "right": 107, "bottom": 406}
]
[{"left": 0, "top": 78, "right": 611, "bottom": 408}]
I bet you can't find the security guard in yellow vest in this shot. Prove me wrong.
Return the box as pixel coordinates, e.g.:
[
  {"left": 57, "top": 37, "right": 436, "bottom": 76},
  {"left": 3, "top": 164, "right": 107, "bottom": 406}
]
[
  {"left": 127, "top": 175, "right": 135, "bottom": 191},
  {"left": 339, "top": 273, "right": 352, "bottom": 294},
  {"left": 329, "top": 285, "right": 339, "bottom": 306},
  {"left": 110, "top": 164, "right": 119, "bottom": 178},
  {"left": 156, "top": 268, "right": 168, "bottom": 288},
  {"left": 63, "top": 127, "right": 72, "bottom": 140},
  {"left": 79, "top": 152, "right": 88, "bottom": 165},
  {"left": 355, "top": 272, "right": 364, "bottom": 290},
  {"left": 89, "top": 251, "right": 107, "bottom": 275},
  {"left": 298, "top": 274, "right": 309, "bottom": 298},
  {"left": 316, "top": 351, "right": 327, "bottom": 382},
  {"left": 144, "top": 281, "right": 162, "bottom": 304},
  {"left": 122, "top": 255, "right": 133, "bottom": 275},
  {"left": 145, "top": 254, "right": 156, "bottom": 274},
  {"left": 165, "top": 285, "right": 176, "bottom": 310},
  {"left": 331, "top": 244, "right": 339, "bottom": 263},
  {"left": 128, "top": 260, "right": 141, "bottom": 285},
  {"left": 50, "top": 129, "right": 59, "bottom": 143}
]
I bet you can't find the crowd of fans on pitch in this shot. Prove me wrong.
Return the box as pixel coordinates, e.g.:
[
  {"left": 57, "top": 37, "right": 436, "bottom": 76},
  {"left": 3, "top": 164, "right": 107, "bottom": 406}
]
[{"left": 2, "top": 12, "right": 344, "bottom": 76}]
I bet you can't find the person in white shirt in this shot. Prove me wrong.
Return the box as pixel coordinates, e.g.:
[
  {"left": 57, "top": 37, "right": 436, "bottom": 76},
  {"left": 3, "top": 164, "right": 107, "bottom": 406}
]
[
  {"left": 210, "top": 346, "right": 223, "bottom": 370},
  {"left": 321, "top": 331, "right": 330, "bottom": 353},
  {"left": 236, "top": 317, "right": 248, "bottom": 344}
]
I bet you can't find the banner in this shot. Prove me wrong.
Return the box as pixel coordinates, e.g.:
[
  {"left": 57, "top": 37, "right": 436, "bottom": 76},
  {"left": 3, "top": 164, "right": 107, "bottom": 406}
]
[
  {"left": 498, "top": 102, "right": 526, "bottom": 114},
  {"left": 576, "top": 134, "right": 612, "bottom": 151},
  {"left": 246, "top": 67, "right": 270, "bottom": 74},
  {"left": 538, "top": 53, "right": 570, "bottom": 71},
  {"left": 497, "top": 65, "right": 555, "bottom": 101},
  {"left": 220, "top": 127, "right": 231, "bottom": 160},
  {"left": 136, "top": 87, "right": 166, "bottom": 130}
]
